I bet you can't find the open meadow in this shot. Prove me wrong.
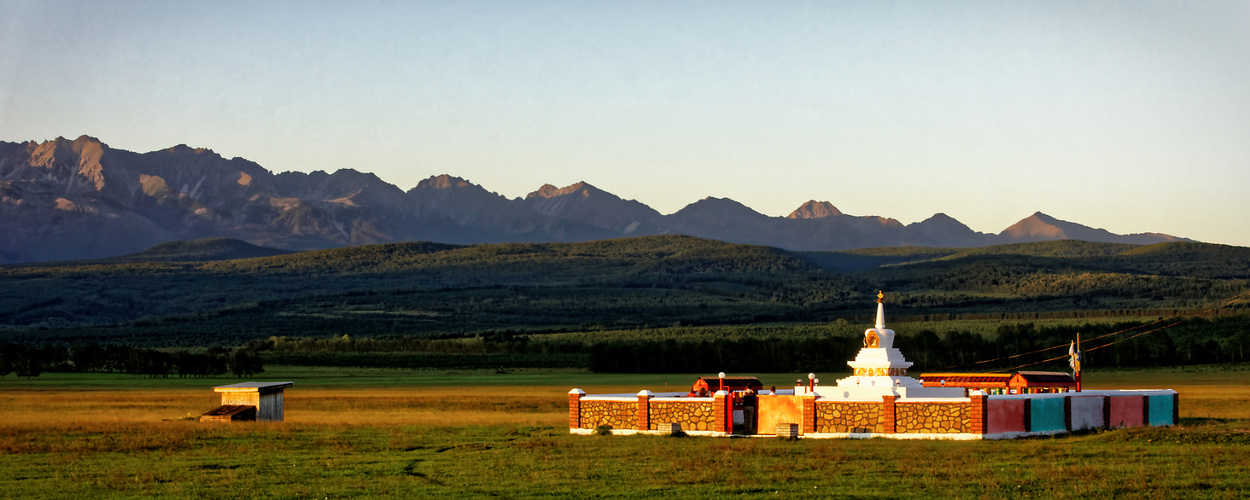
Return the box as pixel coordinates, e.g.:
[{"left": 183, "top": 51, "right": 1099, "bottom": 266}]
[{"left": 1, "top": 365, "right": 1248, "bottom": 499}]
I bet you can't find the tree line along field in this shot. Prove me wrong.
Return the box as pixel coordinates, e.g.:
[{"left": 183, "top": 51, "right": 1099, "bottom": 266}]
[
  {"left": 5, "top": 312, "right": 1248, "bottom": 378},
  {"left": 0, "top": 365, "right": 1248, "bottom": 498},
  {"left": 0, "top": 235, "right": 1248, "bottom": 376}
]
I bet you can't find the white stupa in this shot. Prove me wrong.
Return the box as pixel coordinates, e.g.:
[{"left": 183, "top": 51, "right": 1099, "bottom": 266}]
[{"left": 815, "top": 291, "right": 965, "bottom": 400}]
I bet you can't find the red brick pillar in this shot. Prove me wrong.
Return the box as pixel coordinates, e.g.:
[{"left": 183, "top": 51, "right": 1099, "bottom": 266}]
[
  {"left": 713, "top": 391, "right": 730, "bottom": 434},
  {"left": 801, "top": 396, "right": 816, "bottom": 435},
  {"left": 1102, "top": 396, "right": 1112, "bottom": 429},
  {"left": 969, "top": 391, "right": 987, "bottom": 436},
  {"left": 637, "top": 390, "right": 653, "bottom": 431},
  {"left": 883, "top": 395, "right": 897, "bottom": 434},
  {"left": 568, "top": 389, "right": 585, "bottom": 429}
]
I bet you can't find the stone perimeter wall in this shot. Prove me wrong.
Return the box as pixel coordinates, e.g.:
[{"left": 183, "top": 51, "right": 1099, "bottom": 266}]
[
  {"left": 572, "top": 391, "right": 1175, "bottom": 438},
  {"left": 648, "top": 401, "right": 716, "bottom": 431},
  {"left": 895, "top": 402, "right": 972, "bottom": 434},
  {"left": 579, "top": 401, "right": 636, "bottom": 430},
  {"left": 815, "top": 402, "right": 884, "bottom": 433}
]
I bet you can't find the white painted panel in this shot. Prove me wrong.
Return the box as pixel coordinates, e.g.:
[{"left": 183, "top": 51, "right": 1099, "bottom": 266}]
[{"left": 1070, "top": 396, "right": 1104, "bottom": 431}]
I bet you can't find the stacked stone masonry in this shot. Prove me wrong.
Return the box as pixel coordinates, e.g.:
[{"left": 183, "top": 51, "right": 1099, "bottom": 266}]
[
  {"left": 895, "top": 403, "right": 972, "bottom": 434},
  {"left": 647, "top": 401, "right": 716, "bottom": 431},
  {"left": 579, "top": 401, "right": 637, "bottom": 430},
  {"left": 815, "top": 402, "right": 885, "bottom": 433}
]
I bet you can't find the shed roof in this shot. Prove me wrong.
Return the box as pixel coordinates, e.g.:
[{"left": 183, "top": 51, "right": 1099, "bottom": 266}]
[
  {"left": 213, "top": 381, "right": 294, "bottom": 392},
  {"left": 919, "top": 373, "right": 1011, "bottom": 387}
]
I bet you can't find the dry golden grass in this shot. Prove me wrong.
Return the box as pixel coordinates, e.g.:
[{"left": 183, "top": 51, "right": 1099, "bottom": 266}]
[
  {"left": 0, "top": 366, "right": 1244, "bottom": 431},
  {"left": 0, "top": 390, "right": 207, "bottom": 426},
  {"left": 0, "top": 386, "right": 570, "bottom": 428},
  {"left": 285, "top": 387, "right": 567, "bottom": 426},
  {"left": 1, "top": 368, "right": 1247, "bottom": 499}
]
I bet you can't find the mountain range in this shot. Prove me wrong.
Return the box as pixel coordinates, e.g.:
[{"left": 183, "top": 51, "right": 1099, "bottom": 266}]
[{"left": 0, "top": 135, "right": 1191, "bottom": 263}]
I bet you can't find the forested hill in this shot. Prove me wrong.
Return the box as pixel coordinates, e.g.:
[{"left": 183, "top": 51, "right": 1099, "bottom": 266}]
[
  {"left": 806, "top": 241, "right": 1250, "bottom": 278},
  {"left": 0, "top": 235, "right": 1246, "bottom": 346},
  {"left": 29, "top": 238, "right": 295, "bottom": 266}
]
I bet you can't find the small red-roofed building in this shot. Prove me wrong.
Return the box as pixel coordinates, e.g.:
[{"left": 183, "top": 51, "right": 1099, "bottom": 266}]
[
  {"left": 1008, "top": 371, "right": 1077, "bottom": 393},
  {"left": 919, "top": 373, "right": 1012, "bottom": 393}
]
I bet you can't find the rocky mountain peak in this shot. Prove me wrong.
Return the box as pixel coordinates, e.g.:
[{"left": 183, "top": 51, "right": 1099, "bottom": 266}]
[
  {"left": 677, "top": 197, "right": 764, "bottom": 218},
  {"left": 161, "top": 144, "right": 217, "bottom": 156},
  {"left": 415, "top": 174, "right": 476, "bottom": 190},
  {"left": 1001, "top": 212, "right": 1068, "bottom": 241},
  {"left": 20, "top": 135, "right": 110, "bottom": 190},
  {"left": 920, "top": 213, "right": 962, "bottom": 225},
  {"left": 526, "top": 181, "right": 598, "bottom": 199},
  {"left": 527, "top": 183, "right": 560, "bottom": 199},
  {"left": 788, "top": 200, "right": 843, "bottom": 219},
  {"left": 0, "top": 135, "right": 1198, "bottom": 263}
]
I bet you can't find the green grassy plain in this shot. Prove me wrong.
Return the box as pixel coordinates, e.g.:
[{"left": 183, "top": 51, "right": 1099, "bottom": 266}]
[{"left": 1, "top": 365, "right": 1248, "bottom": 498}]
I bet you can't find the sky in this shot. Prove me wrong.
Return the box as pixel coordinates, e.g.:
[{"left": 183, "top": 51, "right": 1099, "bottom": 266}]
[{"left": 2, "top": 1, "right": 1248, "bottom": 246}]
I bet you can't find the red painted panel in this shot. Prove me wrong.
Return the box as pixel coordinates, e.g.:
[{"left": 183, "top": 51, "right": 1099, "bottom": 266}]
[
  {"left": 987, "top": 398, "right": 1026, "bottom": 433},
  {"left": 757, "top": 395, "right": 805, "bottom": 435},
  {"left": 1108, "top": 395, "right": 1145, "bottom": 428}
]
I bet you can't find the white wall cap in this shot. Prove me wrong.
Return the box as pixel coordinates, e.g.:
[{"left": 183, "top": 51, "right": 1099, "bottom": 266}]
[
  {"left": 637, "top": 390, "right": 654, "bottom": 397},
  {"left": 714, "top": 390, "right": 729, "bottom": 396},
  {"left": 569, "top": 389, "right": 586, "bottom": 395}
]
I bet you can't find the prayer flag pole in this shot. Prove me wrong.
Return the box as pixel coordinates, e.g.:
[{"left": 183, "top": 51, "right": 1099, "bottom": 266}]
[{"left": 1074, "top": 333, "right": 1083, "bottom": 392}]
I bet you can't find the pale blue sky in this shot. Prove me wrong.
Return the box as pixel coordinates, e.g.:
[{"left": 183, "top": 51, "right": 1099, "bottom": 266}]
[{"left": 2, "top": 1, "right": 1247, "bottom": 246}]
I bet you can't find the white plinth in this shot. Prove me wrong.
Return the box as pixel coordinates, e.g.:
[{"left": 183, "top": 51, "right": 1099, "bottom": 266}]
[{"left": 815, "top": 384, "right": 966, "bottom": 401}]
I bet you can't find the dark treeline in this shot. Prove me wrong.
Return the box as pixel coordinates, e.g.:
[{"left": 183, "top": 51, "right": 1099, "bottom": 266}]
[
  {"left": 916, "top": 315, "right": 1250, "bottom": 373},
  {"left": 261, "top": 352, "right": 586, "bottom": 371},
  {"left": 5, "top": 314, "right": 1245, "bottom": 376},
  {"left": 0, "top": 343, "right": 264, "bottom": 379},
  {"left": 240, "top": 334, "right": 586, "bottom": 371},
  {"left": 587, "top": 336, "right": 862, "bottom": 373},
  {"left": 587, "top": 315, "right": 1250, "bottom": 374},
  {"left": 178, "top": 314, "right": 1250, "bottom": 374}
]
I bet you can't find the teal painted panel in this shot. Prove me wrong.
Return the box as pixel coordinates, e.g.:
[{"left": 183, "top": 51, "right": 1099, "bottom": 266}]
[
  {"left": 1148, "top": 395, "right": 1174, "bottom": 426},
  {"left": 1030, "top": 397, "right": 1066, "bottom": 432}
]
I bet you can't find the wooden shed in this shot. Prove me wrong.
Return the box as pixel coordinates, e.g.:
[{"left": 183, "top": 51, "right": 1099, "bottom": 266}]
[
  {"left": 201, "top": 381, "right": 293, "bottom": 422},
  {"left": 919, "top": 371, "right": 1077, "bottom": 394},
  {"left": 1009, "top": 371, "right": 1076, "bottom": 393}
]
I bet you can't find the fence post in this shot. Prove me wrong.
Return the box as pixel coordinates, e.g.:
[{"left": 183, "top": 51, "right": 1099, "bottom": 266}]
[
  {"left": 969, "top": 391, "right": 987, "bottom": 436},
  {"left": 569, "top": 389, "right": 585, "bottom": 430},
  {"left": 637, "top": 390, "right": 653, "bottom": 431},
  {"left": 713, "top": 390, "right": 730, "bottom": 434},
  {"left": 801, "top": 395, "right": 816, "bottom": 435}
]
